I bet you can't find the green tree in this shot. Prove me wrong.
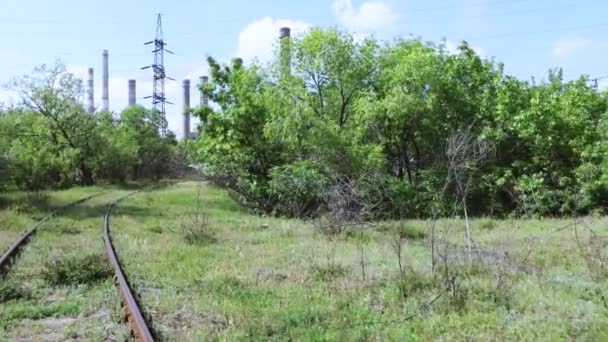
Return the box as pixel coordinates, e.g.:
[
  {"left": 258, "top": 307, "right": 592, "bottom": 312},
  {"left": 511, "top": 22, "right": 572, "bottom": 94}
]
[
  {"left": 10, "top": 61, "right": 99, "bottom": 185},
  {"left": 194, "top": 57, "right": 286, "bottom": 210},
  {"left": 113, "top": 105, "right": 176, "bottom": 180},
  {"left": 192, "top": 28, "right": 608, "bottom": 218},
  {"left": 267, "top": 28, "right": 380, "bottom": 176}
]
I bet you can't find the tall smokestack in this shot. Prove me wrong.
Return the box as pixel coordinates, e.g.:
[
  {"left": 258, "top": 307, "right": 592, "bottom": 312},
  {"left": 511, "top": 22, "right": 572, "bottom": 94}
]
[
  {"left": 279, "top": 27, "right": 291, "bottom": 77},
  {"left": 279, "top": 27, "right": 291, "bottom": 39},
  {"left": 87, "top": 68, "right": 94, "bottom": 114},
  {"left": 182, "top": 79, "right": 191, "bottom": 140},
  {"left": 102, "top": 50, "right": 109, "bottom": 111},
  {"left": 128, "top": 80, "right": 136, "bottom": 106},
  {"left": 200, "top": 76, "right": 209, "bottom": 106}
]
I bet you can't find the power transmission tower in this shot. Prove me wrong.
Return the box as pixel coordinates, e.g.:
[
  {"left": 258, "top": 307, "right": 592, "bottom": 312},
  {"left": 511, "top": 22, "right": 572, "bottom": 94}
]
[
  {"left": 142, "top": 13, "right": 174, "bottom": 136},
  {"left": 590, "top": 76, "right": 608, "bottom": 90}
]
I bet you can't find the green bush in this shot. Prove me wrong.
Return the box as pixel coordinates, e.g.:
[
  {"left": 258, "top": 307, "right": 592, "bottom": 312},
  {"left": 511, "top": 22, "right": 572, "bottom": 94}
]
[
  {"left": 358, "top": 171, "right": 441, "bottom": 219},
  {"left": 41, "top": 254, "right": 113, "bottom": 286},
  {"left": 0, "top": 280, "right": 30, "bottom": 302},
  {"left": 148, "top": 224, "right": 163, "bottom": 234},
  {"left": 310, "top": 263, "right": 350, "bottom": 282},
  {"left": 268, "top": 161, "right": 332, "bottom": 217},
  {"left": 13, "top": 191, "right": 50, "bottom": 214},
  {"left": 396, "top": 270, "right": 435, "bottom": 300},
  {"left": 514, "top": 173, "right": 558, "bottom": 217},
  {"left": 377, "top": 221, "right": 427, "bottom": 239},
  {"left": 475, "top": 218, "right": 497, "bottom": 231},
  {"left": 0, "top": 154, "right": 9, "bottom": 190}
]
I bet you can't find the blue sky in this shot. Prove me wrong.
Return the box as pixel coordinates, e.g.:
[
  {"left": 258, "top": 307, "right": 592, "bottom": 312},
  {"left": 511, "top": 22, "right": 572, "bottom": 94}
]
[{"left": 1, "top": 0, "right": 608, "bottom": 136}]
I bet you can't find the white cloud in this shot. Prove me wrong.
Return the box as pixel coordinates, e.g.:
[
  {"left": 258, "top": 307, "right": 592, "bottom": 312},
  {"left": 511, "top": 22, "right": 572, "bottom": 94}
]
[
  {"left": 184, "top": 65, "right": 209, "bottom": 89},
  {"left": 475, "top": 47, "right": 486, "bottom": 58},
  {"left": 443, "top": 41, "right": 459, "bottom": 54},
  {"left": 237, "top": 17, "right": 311, "bottom": 64},
  {"left": 444, "top": 40, "right": 486, "bottom": 58},
  {"left": 236, "top": 2, "right": 398, "bottom": 65},
  {"left": 552, "top": 36, "right": 593, "bottom": 58},
  {"left": 332, "top": 0, "right": 397, "bottom": 32},
  {"left": 0, "top": 89, "right": 19, "bottom": 108}
]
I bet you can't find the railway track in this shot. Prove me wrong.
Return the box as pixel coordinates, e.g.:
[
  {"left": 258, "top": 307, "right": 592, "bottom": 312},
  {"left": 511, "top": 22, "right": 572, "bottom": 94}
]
[
  {"left": 0, "top": 192, "right": 104, "bottom": 276},
  {"left": 102, "top": 191, "right": 155, "bottom": 342}
]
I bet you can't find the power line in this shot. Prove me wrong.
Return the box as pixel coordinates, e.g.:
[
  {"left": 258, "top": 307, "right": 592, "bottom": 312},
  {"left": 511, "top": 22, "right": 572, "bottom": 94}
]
[
  {"left": 473, "top": 21, "right": 608, "bottom": 40},
  {"left": 406, "top": 1, "right": 605, "bottom": 27},
  {"left": 0, "top": 0, "right": 587, "bottom": 24},
  {"left": 467, "top": 2, "right": 595, "bottom": 20},
  {"left": 409, "top": 0, "right": 531, "bottom": 13},
  {"left": 0, "top": 15, "right": 247, "bottom": 25}
]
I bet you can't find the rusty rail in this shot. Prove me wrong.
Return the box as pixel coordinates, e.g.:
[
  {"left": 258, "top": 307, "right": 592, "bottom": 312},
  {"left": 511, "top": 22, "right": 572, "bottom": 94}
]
[
  {"left": 0, "top": 192, "right": 104, "bottom": 275},
  {"left": 102, "top": 191, "right": 154, "bottom": 342}
]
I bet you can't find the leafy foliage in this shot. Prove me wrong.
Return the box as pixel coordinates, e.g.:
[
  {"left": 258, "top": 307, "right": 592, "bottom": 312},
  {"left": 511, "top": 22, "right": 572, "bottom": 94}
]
[
  {"left": 2, "top": 29, "right": 608, "bottom": 218},
  {"left": 41, "top": 254, "right": 113, "bottom": 286},
  {"left": 268, "top": 161, "right": 331, "bottom": 217},
  {"left": 0, "top": 61, "right": 186, "bottom": 189},
  {"left": 194, "top": 28, "right": 608, "bottom": 218}
]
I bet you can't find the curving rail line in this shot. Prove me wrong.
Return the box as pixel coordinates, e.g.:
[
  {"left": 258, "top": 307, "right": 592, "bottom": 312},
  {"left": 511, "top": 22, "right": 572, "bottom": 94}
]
[
  {"left": 0, "top": 192, "right": 104, "bottom": 275},
  {"left": 102, "top": 191, "right": 155, "bottom": 342}
]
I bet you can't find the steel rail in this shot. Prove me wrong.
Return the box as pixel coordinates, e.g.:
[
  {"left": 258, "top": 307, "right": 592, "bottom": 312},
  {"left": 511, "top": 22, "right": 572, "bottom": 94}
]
[
  {"left": 0, "top": 192, "right": 104, "bottom": 275},
  {"left": 102, "top": 191, "right": 154, "bottom": 342}
]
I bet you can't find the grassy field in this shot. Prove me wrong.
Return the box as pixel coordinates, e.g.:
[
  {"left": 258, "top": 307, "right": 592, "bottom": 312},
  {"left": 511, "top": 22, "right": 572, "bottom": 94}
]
[
  {"left": 1, "top": 182, "right": 608, "bottom": 341},
  {"left": 0, "top": 187, "right": 131, "bottom": 340},
  {"left": 109, "top": 182, "right": 608, "bottom": 341}
]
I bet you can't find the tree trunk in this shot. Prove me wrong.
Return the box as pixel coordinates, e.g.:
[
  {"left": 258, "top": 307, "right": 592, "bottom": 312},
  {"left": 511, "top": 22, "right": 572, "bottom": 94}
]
[{"left": 79, "top": 160, "right": 94, "bottom": 185}]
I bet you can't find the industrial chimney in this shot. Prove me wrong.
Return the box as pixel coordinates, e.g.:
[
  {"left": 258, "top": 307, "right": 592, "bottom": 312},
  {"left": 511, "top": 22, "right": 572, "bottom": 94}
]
[
  {"left": 200, "top": 76, "right": 209, "bottom": 106},
  {"left": 87, "top": 68, "right": 94, "bottom": 114},
  {"left": 279, "top": 27, "right": 291, "bottom": 77},
  {"left": 182, "top": 79, "right": 191, "bottom": 140},
  {"left": 102, "top": 50, "right": 109, "bottom": 111},
  {"left": 128, "top": 80, "right": 136, "bottom": 106},
  {"left": 279, "top": 27, "right": 291, "bottom": 39}
]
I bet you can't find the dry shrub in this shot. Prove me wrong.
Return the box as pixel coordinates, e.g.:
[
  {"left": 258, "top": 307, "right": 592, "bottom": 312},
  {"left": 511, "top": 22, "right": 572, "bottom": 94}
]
[
  {"left": 575, "top": 220, "right": 608, "bottom": 281},
  {"left": 180, "top": 211, "right": 215, "bottom": 245},
  {"left": 316, "top": 176, "right": 382, "bottom": 236},
  {"left": 179, "top": 182, "right": 215, "bottom": 245},
  {"left": 433, "top": 216, "right": 522, "bottom": 312}
]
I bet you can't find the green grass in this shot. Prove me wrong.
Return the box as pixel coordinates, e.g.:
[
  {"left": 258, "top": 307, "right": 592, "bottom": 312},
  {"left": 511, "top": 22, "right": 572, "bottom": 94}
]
[
  {"left": 0, "top": 188, "right": 131, "bottom": 340},
  {"left": 0, "top": 186, "right": 107, "bottom": 252},
  {"left": 107, "top": 182, "right": 608, "bottom": 341},
  {"left": 2, "top": 182, "right": 608, "bottom": 340}
]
